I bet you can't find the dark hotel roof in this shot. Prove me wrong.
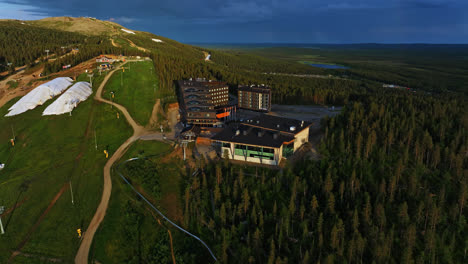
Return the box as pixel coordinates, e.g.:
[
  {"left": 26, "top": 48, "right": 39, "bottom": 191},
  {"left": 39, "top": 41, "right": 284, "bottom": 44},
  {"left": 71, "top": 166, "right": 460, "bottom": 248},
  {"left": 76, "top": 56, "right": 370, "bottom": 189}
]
[
  {"left": 212, "top": 124, "right": 294, "bottom": 148},
  {"left": 178, "top": 80, "right": 227, "bottom": 89},
  {"left": 238, "top": 85, "right": 271, "bottom": 93},
  {"left": 243, "top": 114, "right": 312, "bottom": 135}
]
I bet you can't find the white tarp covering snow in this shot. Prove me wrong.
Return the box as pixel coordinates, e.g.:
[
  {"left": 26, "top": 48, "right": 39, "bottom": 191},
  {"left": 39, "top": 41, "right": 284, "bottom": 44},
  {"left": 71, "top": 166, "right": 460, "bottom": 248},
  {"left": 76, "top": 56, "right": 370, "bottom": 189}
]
[
  {"left": 152, "top": 38, "right": 163, "bottom": 42},
  {"left": 121, "top": 28, "right": 135, "bottom": 34},
  {"left": 0, "top": 163, "right": 4, "bottom": 169},
  {"left": 5, "top": 77, "right": 73, "bottom": 117},
  {"left": 43, "top": 82, "right": 92, "bottom": 116}
]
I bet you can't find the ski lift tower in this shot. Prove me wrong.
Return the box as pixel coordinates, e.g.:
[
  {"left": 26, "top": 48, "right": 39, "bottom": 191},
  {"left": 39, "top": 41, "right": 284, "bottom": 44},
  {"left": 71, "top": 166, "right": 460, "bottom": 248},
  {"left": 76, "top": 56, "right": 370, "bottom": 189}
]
[
  {"left": 181, "top": 140, "right": 188, "bottom": 160},
  {"left": 0, "top": 206, "right": 5, "bottom": 234},
  {"left": 87, "top": 73, "right": 94, "bottom": 87}
]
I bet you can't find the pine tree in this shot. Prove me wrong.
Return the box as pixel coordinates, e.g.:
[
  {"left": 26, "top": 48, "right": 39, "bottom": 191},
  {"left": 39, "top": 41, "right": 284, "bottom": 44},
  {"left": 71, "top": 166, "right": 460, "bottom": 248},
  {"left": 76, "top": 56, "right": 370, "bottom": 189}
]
[
  {"left": 267, "top": 239, "right": 276, "bottom": 264},
  {"left": 243, "top": 189, "right": 250, "bottom": 215},
  {"left": 323, "top": 173, "right": 333, "bottom": 194},
  {"left": 327, "top": 193, "right": 335, "bottom": 214},
  {"left": 311, "top": 195, "right": 319, "bottom": 214}
]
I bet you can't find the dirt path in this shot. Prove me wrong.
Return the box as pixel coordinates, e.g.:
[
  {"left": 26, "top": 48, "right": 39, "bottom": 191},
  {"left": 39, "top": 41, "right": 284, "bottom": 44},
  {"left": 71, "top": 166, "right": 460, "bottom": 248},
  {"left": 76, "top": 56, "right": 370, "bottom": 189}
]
[
  {"left": 75, "top": 60, "right": 174, "bottom": 263},
  {"left": 12, "top": 252, "right": 63, "bottom": 263},
  {"left": 3, "top": 197, "right": 28, "bottom": 216},
  {"left": 0, "top": 51, "right": 78, "bottom": 108},
  {"left": 148, "top": 99, "right": 161, "bottom": 128},
  {"left": 202, "top": 51, "right": 211, "bottom": 61},
  {"left": 0, "top": 56, "right": 97, "bottom": 109},
  {"left": 0, "top": 67, "right": 44, "bottom": 108},
  {"left": 110, "top": 38, "right": 120, "bottom": 48},
  {"left": 8, "top": 183, "right": 69, "bottom": 263},
  {"left": 74, "top": 62, "right": 149, "bottom": 264},
  {"left": 124, "top": 38, "right": 149, "bottom": 53}
]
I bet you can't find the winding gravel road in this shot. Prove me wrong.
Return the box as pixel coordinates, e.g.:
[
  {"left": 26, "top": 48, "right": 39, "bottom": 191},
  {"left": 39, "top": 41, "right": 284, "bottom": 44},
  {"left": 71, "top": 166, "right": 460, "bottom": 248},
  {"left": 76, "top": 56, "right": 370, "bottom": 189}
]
[{"left": 75, "top": 62, "right": 147, "bottom": 264}]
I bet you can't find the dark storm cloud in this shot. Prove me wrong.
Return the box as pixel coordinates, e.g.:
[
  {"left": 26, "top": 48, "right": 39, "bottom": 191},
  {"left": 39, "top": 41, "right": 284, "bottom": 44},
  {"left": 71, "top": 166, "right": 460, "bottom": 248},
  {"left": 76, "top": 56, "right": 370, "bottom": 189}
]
[{"left": 1, "top": 0, "right": 467, "bottom": 43}]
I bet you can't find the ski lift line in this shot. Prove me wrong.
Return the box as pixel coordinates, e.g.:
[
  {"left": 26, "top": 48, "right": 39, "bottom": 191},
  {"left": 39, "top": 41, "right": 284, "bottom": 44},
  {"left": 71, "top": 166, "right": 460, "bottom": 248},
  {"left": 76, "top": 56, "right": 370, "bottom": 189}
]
[{"left": 115, "top": 157, "right": 218, "bottom": 262}]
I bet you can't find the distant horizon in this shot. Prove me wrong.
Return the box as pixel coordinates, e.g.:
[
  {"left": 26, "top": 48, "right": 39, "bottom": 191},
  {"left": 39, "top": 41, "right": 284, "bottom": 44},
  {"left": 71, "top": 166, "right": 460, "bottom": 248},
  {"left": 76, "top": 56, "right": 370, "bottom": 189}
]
[
  {"left": 1, "top": 1, "right": 467, "bottom": 43},
  {"left": 189, "top": 42, "right": 468, "bottom": 45},
  {"left": 1, "top": 16, "right": 467, "bottom": 45},
  {"left": 189, "top": 42, "right": 468, "bottom": 47}
]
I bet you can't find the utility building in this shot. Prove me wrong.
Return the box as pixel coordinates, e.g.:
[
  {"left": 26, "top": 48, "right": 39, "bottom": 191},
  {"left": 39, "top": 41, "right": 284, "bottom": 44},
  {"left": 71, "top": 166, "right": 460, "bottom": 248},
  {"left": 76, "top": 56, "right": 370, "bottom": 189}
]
[
  {"left": 238, "top": 85, "right": 271, "bottom": 112},
  {"left": 96, "top": 55, "right": 115, "bottom": 63},
  {"left": 178, "top": 78, "right": 229, "bottom": 127},
  {"left": 212, "top": 114, "right": 311, "bottom": 165}
]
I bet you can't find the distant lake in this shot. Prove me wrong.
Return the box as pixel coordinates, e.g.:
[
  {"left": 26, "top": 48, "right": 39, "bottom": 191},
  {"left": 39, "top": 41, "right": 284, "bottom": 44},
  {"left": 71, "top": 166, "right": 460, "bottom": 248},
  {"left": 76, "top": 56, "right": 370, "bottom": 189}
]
[{"left": 308, "top": 63, "right": 349, "bottom": 69}]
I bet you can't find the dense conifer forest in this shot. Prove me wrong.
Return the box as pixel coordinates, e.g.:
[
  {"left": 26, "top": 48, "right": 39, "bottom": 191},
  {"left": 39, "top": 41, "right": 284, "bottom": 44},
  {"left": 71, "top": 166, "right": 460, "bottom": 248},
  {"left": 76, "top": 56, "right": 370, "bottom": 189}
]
[
  {"left": 138, "top": 40, "right": 467, "bottom": 263},
  {"left": 150, "top": 48, "right": 368, "bottom": 105},
  {"left": 0, "top": 21, "right": 87, "bottom": 72},
  {"left": 41, "top": 43, "right": 143, "bottom": 75},
  {"left": 182, "top": 91, "right": 467, "bottom": 263},
  {"left": 0, "top": 21, "right": 146, "bottom": 75}
]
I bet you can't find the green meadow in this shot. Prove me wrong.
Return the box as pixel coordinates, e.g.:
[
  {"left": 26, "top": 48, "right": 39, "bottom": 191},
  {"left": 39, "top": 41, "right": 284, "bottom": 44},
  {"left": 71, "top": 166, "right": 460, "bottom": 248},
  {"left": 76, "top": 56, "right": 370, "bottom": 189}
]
[
  {"left": 103, "top": 60, "right": 159, "bottom": 126},
  {"left": 0, "top": 72, "right": 132, "bottom": 262}
]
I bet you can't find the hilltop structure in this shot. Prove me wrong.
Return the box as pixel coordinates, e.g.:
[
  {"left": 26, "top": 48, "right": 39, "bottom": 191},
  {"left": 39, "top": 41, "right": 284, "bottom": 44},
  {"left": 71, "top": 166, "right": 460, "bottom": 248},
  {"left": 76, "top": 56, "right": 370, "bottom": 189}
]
[{"left": 96, "top": 55, "right": 115, "bottom": 63}]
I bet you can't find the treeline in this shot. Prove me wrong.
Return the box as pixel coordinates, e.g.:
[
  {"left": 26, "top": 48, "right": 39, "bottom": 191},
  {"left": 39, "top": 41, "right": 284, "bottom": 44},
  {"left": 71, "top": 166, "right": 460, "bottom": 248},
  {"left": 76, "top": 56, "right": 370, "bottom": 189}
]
[
  {"left": 209, "top": 49, "right": 326, "bottom": 75},
  {"left": 42, "top": 40, "right": 145, "bottom": 75},
  {"left": 150, "top": 50, "right": 370, "bottom": 105},
  {"left": 0, "top": 21, "right": 87, "bottom": 71},
  {"left": 348, "top": 64, "right": 468, "bottom": 95},
  {"left": 112, "top": 33, "right": 369, "bottom": 106},
  {"left": 182, "top": 91, "right": 467, "bottom": 263},
  {"left": 0, "top": 21, "right": 147, "bottom": 76}
]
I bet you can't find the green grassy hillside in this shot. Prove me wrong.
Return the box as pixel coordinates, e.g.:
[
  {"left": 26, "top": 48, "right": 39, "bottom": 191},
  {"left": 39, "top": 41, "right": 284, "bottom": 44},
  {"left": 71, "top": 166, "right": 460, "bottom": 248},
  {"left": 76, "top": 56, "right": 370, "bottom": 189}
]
[
  {"left": 0, "top": 72, "right": 132, "bottom": 262},
  {"left": 102, "top": 61, "right": 159, "bottom": 126},
  {"left": 30, "top": 17, "right": 133, "bottom": 36}
]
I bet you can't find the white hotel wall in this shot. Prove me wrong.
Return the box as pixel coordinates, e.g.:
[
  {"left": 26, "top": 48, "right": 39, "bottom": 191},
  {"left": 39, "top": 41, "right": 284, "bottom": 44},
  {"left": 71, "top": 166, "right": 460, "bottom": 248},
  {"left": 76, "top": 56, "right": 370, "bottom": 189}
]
[{"left": 293, "top": 128, "right": 310, "bottom": 151}]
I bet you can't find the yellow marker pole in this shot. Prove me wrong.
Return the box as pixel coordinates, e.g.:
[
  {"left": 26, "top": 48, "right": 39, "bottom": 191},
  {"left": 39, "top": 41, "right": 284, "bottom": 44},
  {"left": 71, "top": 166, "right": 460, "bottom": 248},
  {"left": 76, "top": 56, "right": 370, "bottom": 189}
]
[{"left": 10, "top": 139, "right": 14, "bottom": 146}]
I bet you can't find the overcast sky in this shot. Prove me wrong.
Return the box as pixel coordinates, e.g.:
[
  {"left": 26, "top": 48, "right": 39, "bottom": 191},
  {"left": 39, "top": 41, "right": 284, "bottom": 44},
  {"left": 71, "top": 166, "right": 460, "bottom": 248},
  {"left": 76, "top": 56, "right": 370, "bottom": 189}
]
[{"left": 0, "top": 0, "right": 467, "bottom": 43}]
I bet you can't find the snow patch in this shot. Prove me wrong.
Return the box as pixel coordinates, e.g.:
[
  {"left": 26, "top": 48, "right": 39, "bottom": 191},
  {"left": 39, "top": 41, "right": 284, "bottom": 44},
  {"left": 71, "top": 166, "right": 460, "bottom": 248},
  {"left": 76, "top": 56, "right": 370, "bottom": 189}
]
[
  {"left": 152, "top": 38, "right": 163, "bottom": 43},
  {"left": 121, "top": 28, "right": 135, "bottom": 34}
]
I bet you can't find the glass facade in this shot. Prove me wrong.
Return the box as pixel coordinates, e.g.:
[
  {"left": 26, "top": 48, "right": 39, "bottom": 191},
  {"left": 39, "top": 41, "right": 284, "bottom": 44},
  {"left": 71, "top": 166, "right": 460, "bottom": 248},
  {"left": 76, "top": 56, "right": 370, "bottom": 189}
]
[{"left": 234, "top": 144, "right": 275, "bottom": 160}]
